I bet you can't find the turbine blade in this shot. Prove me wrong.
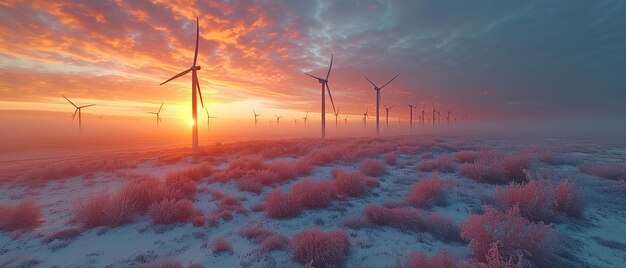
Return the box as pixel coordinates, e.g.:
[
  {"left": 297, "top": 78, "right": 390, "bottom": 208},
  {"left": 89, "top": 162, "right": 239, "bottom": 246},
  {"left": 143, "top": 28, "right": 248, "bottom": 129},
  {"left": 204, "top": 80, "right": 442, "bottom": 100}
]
[
  {"left": 363, "top": 75, "right": 377, "bottom": 88},
  {"left": 193, "top": 17, "right": 199, "bottom": 67},
  {"left": 63, "top": 95, "right": 77, "bottom": 108},
  {"left": 79, "top": 104, "right": 96, "bottom": 108},
  {"left": 148, "top": 112, "right": 157, "bottom": 114},
  {"left": 158, "top": 102, "right": 164, "bottom": 113},
  {"left": 71, "top": 108, "right": 78, "bottom": 122},
  {"left": 195, "top": 75, "right": 204, "bottom": 108},
  {"left": 325, "top": 82, "right": 337, "bottom": 115},
  {"left": 304, "top": 73, "right": 323, "bottom": 80},
  {"left": 160, "top": 68, "right": 192, "bottom": 85},
  {"left": 205, "top": 107, "right": 209, "bottom": 117},
  {"left": 390, "top": 104, "right": 395, "bottom": 109},
  {"left": 325, "top": 54, "right": 333, "bottom": 80},
  {"left": 379, "top": 73, "right": 400, "bottom": 89}
]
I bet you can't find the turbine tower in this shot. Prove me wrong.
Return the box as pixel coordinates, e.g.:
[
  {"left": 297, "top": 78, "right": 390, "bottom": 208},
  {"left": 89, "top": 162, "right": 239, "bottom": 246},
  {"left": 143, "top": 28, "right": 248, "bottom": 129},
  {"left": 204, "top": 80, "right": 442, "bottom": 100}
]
[
  {"left": 147, "top": 102, "right": 164, "bottom": 128},
  {"left": 383, "top": 103, "right": 395, "bottom": 128},
  {"left": 447, "top": 110, "right": 451, "bottom": 124},
  {"left": 334, "top": 108, "right": 340, "bottom": 127},
  {"left": 159, "top": 17, "right": 204, "bottom": 150},
  {"left": 364, "top": 73, "right": 399, "bottom": 136},
  {"left": 63, "top": 95, "right": 95, "bottom": 131},
  {"left": 253, "top": 109, "right": 261, "bottom": 127},
  {"left": 420, "top": 104, "right": 426, "bottom": 124},
  {"left": 432, "top": 102, "right": 437, "bottom": 126},
  {"left": 305, "top": 54, "right": 337, "bottom": 139}
]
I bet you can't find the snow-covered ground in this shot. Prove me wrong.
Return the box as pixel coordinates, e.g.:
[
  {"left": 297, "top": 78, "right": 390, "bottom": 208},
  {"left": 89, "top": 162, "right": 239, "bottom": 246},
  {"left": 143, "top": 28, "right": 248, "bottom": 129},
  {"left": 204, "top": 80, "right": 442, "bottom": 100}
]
[{"left": 0, "top": 134, "right": 625, "bottom": 268}]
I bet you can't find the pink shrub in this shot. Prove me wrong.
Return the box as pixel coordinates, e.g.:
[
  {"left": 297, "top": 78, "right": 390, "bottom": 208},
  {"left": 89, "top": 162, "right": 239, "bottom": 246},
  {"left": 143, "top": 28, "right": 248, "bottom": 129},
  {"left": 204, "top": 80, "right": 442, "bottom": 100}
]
[
  {"left": 364, "top": 204, "right": 426, "bottom": 232},
  {"left": 147, "top": 199, "right": 195, "bottom": 225},
  {"left": 579, "top": 162, "right": 626, "bottom": 180},
  {"left": 165, "top": 174, "right": 196, "bottom": 200},
  {"left": 460, "top": 206, "right": 552, "bottom": 266},
  {"left": 0, "top": 201, "right": 42, "bottom": 232},
  {"left": 405, "top": 174, "right": 454, "bottom": 207},
  {"left": 73, "top": 192, "right": 134, "bottom": 228},
  {"left": 332, "top": 169, "right": 379, "bottom": 197},
  {"left": 359, "top": 159, "right": 386, "bottom": 177},
  {"left": 291, "top": 229, "right": 351, "bottom": 268},
  {"left": 118, "top": 175, "right": 167, "bottom": 212},
  {"left": 259, "top": 234, "right": 289, "bottom": 252},
  {"left": 503, "top": 154, "right": 531, "bottom": 182},
  {"left": 460, "top": 158, "right": 507, "bottom": 184},
  {"left": 268, "top": 160, "right": 313, "bottom": 182},
  {"left": 167, "top": 164, "right": 212, "bottom": 182},
  {"left": 240, "top": 222, "right": 274, "bottom": 242},
  {"left": 404, "top": 249, "right": 458, "bottom": 268},
  {"left": 495, "top": 180, "right": 585, "bottom": 221},
  {"left": 265, "top": 190, "right": 301, "bottom": 218},
  {"left": 454, "top": 150, "right": 481, "bottom": 163},
  {"left": 553, "top": 181, "right": 585, "bottom": 218},
  {"left": 461, "top": 242, "right": 531, "bottom": 268},
  {"left": 291, "top": 179, "right": 334, "bottom": 209},
  {"left": 417, "top": 155, "right": 455, "bottom": 173},
  {"left": 212, "top": 236, "right": 233, "bottom": 255},
  {"left": 236, "top": 178, "right": 263, "bottom": 193},
  {"left": 495, "top": 180, "right": 554, "bottom": 222}
]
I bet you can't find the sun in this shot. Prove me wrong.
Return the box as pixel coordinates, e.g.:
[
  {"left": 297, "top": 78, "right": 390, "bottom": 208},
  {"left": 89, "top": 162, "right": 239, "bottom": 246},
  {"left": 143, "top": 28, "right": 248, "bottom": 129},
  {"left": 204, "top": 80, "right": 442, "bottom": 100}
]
[{"left": 187, "top": 119, "right": 195, "bottom": 126}]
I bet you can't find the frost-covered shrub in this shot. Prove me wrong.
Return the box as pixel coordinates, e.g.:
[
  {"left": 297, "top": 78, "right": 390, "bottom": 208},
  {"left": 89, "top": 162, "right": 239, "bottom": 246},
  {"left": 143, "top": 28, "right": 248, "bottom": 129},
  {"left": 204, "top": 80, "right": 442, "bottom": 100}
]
[
  {"left": 291, "top": 229, "right": 351, "bottom": 268},
  {"left": 364, "top": 204, "right": 426, "bottom": 232},
  {"left": 240, "top": 222, "right": 274, "bottom": 242},
  {"left": 118, "top": 175, "right": 167, "bottom": 212},
  {"left": 383, "top": 152, "right": 398, "bottom": 166},
  {"left": 403, "top": 249, "right": 457, "bottom": 268},
  {"left": 460, "top": 206, "right": 552, "bottom": 266},
  {"left": 359, "top": 159, "right": 386, "bottom": 177},
  {"left": 147, "top": 199, "right": 195, "bottom": 225},
  {"left": 0, "top": 200, "right": 42, "bottom": 232},
  {"left": 332, "top": 169, "right": 379, "bottom": 197},
  {"left": 166, "top": 164, "right": 212, "bottom": 182},
  {"left": 417, "top": 154, "right": 455, "bottom": 173},
  {"left": 424, "top": 212, "right": 461, "bottom": 242},
  {"left": 405, "top": 174, "right": 454, "bottom": 208},
  {"left": 260, "top": 234, "right": 289, "bottom": 253},
  {"left": 211, "top": 236, "right": 233, "bottom": 255},
  {"left": 503, "top": 154, "right": 531, "bottom": 182},
  {"left": 73, "top": 192, "right": 134, "bottom": 228},
  {"left": 579, "top": 162, "right": 626, "bottom": 181},
  {"left": 553, "top": 181, "right": 585, "bottom": 218},
  {"left": 265, "top": 190, "right": 301, "bottom": 218},
  {"left": 291, "top": 179, "right": 334, "bottom": 209},
  {"left": 460, "top": 157, "right": 506, "bottom": 184}
]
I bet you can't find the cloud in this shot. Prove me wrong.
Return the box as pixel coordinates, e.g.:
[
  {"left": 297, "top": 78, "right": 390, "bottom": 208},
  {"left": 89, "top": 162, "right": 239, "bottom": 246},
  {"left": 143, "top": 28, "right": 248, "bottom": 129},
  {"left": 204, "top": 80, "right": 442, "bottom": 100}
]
[{"left": 0, "top": 0, "right": 625, "bottom": 120}]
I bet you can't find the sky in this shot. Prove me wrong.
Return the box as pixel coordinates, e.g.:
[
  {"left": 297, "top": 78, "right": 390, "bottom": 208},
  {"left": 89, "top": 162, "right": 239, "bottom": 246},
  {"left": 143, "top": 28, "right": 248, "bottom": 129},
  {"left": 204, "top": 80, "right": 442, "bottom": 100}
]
[{"left": 1, "top": 0, "right": 625, "bottom": 130}]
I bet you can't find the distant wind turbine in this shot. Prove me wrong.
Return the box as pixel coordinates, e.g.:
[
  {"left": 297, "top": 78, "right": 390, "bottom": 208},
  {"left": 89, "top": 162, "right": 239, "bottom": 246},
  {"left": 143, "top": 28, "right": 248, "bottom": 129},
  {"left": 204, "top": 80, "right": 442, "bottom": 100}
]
[
  {"left": 362, "top": 107, "right": 369, "bottom": 127},
  {"left": 63, "top": 95, "right": 95, "bottom": 131},
  {"left": 408, "top": 100, "right": 417, "bottom": 129},
  {"left": 432, "top": 102, "right": 437, "bottom": 126},
  {"left": 383, "top": 103, "right": 395, "bottom": 128},
  {"left": 447, "top": 110, "right": 451, "bottom": 124},
  {"left": 420, "top": 104, "right": 426, "bottom": 124},
  {"left": 204, "top": 107, "right": 216, "bottom": 130},
  {"left": 305, "top": 54, "right": 337, "bottom": 139},
  {"left": 334, "top": 108, "right": 340, "bottom": 127},
  {"left": 364, "top": 73, "right": 400, "bottom": 136},
  {"left": 302, "top": 112, "right": 309, "bottom": 127},
  {"left": 253, "top": 109, "right": 261, "bottom": 127},
  {"left": 343, "top": 115, "right": 348, "bottom": 125},
  {"left": 275, "top": 114, "right": 282, "bottom": 125},
  {"left": 159, "top": 17, "right": 204, "bottom": 150},
  {"left": 147, "top": 102, "right": 164, "bottom": 128}
]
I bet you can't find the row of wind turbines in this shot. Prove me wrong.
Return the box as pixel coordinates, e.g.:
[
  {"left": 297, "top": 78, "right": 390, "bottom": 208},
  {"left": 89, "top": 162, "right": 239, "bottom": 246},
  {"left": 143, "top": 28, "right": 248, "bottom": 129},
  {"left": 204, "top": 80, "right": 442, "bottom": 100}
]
[{"left": 63, "top": 17, "right": 464, "bottom": 150}]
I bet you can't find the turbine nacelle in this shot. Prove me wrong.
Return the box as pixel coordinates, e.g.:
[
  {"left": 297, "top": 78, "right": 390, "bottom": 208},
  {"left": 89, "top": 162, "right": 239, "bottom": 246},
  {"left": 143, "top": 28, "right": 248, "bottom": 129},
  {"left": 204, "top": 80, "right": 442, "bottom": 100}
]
[{"left": 191, "top": 66, "right": 201, "bottom": 71}]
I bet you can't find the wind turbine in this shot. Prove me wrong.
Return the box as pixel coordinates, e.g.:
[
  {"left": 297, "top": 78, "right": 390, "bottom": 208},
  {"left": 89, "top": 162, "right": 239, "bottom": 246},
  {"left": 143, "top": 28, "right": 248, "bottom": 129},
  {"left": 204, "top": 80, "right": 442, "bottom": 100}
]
[
  {"left": 408, "top": 100, "right": 417, "bottom": 129},
  {"left": 159, "top": 17, "right": 204, "bottom": 150},
  {"left": 432, "top": 102, "right": 437, "bottom": 126},
  {"left": 343, "top": 115, "right": 348, "bottom": 125},
  {"left": 302, "top": 112, "right": 309, "bottom": 127},
  {"left": 420, "top": 104, "right": 426, "bottom": 124},
  {"left": 63, "top": 95, "right": 95, "bottom": 131},
  {"left": 383, "top": 103, "right": 395, "bottom": 128},
  {"left": 305, "top": 54, "right": 337, "bottom": 139},
  {"left": 275, "top": 114, "right": 282, "bottom": 125},
  {"left": 253, "top": 109, "right": 261, "bottom": 127},
  {"left": 204, "top": 107, "right": 216, "bottom": 130},
  {"left": 334, "top": 108, "right": 340, "bottom": 127},
  {"left": 447, "top": 110, "right": 451, "bottom": 124},
  {"left": 147, "top": 102, "right": 164, "bottom": 128},
  {"left": 364, "top": 73, "right": 400, "bottom": 136},
  {"left": 362, "top": 107, "right": 369, "bottom": 127}
]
